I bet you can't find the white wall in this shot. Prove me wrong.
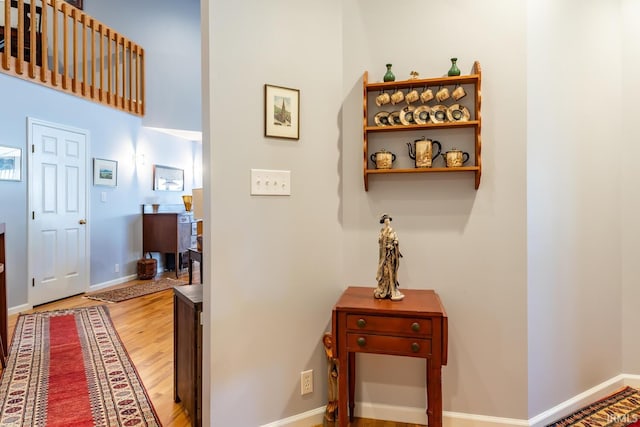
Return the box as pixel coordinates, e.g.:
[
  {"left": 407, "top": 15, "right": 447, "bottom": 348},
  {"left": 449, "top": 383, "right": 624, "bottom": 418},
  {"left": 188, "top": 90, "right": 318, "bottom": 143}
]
[
  {"left": 341, "top": 0, "right": 528, "bottom": 420},
  {"left": 621, "top": 0, "right": 640, "bottom": 375},
  {"left": 527, "top": 0, "right": 623, "bottom": 417},
  {"left": 86, "top": 0, "right": 202, "bottom": 132},
  {"left": 207, "top": 0, "right": 343, "bottom": 425}
]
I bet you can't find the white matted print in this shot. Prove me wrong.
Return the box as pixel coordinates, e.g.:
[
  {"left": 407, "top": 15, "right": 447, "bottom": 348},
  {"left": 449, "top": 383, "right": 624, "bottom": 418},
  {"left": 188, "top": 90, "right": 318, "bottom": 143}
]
[
  {"left": 264, "top": 84, "right": 300, "bottom": 140},
  {"left": 93, "top": 158, "right": 117, "bottom": 187},
  {"left": 0, "top": 146, "right": 21, "bottom": 181}
]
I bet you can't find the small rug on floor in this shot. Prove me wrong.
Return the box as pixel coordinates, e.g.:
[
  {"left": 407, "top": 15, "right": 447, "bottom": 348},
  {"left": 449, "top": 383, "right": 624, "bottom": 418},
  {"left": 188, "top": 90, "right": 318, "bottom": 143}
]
[
  {"left": 0, "top": 305, "right": 162, "bottom": 426},
  {"left": 85, "top": 277, "right": 186, "bottom": 303},
  {"left": 547, "top": 386, "right": 640, "bottom": 426}
]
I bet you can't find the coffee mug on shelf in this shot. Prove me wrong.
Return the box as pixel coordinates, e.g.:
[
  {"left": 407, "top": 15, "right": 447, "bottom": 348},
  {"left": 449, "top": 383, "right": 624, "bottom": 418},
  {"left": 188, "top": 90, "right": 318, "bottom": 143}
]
[
  {"left": 376, "top": 92, "right": 391, "bottom": 107},
  {"left": 405, "top": 89, "right": 419, "bottom": 104},
  {"left": 390, "top": 90, "right": 405, "bottom": 105},
  {"left": 435, "top": 87, "right": 450, "bottom": 102},
  {"left": 420, "top": 88, "right": 434, "bottom": 103},
  {"left": 452, "top": 85, "right": 466, "bottom": 101}
]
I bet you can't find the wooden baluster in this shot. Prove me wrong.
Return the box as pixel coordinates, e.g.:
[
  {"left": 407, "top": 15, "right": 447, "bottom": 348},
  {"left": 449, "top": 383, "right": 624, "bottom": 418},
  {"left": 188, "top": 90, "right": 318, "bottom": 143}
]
[
  {"left": 99, "top": 24, "right": 104, "bottom": 102},
  {"left": 39, "top": 0, "right": 48, "bottom": 82},
  {"left": 28, "top": 0, "right": 35, "bottom": 77},
  {"left": 16, "top": 0, "right": 24, "bottom": 74},
  {"left": 140, "top": 47, "right": 145, "bottom": 115},
  {"left": 89, "top": 18, "right": 94, "bottom": 99},
  {"left": 2, "top": 0, "right": 10, "bottom": 70},
  {"left": 81, "top": 12, "right": 86, "bottom": 95},
  {"left": 106, "top": 27, "right": 111, "bottom": 104},
  {"left": 62, "top": 2, "right": 68, "bottom": 89},
  {"left": 113, "top": 33, "right": 118, "bottom": 107},
  {"left": 127, "top": 40, "right": 132, "bottom": 112},
  {"left": 52, "top": 0, "right": 59, "bottom": 86},
  {"left": 71, "top": 7, "right": 77, "bottom": 93},
  {"left": 134, "top": 45, "right": 140, "bottom": 114},
  {"left": 120, "top": 35, "right": 125, "bottom": 109}
]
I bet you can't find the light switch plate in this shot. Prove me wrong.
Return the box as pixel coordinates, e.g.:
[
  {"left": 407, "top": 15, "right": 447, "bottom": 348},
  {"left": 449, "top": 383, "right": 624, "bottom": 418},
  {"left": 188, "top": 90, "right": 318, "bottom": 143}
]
[{"left": 251, "top": 169, "right": 291, "bottom": 196}]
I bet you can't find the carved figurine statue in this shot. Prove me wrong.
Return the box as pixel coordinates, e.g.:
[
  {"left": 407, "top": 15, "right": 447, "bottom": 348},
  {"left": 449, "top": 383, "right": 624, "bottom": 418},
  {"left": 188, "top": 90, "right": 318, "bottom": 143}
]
[
  {"left": 374, "top": 214, "right": 404, "bottom": 301},
  {"left": 322, "top": 333, "right": 338, "bottom": 422}
]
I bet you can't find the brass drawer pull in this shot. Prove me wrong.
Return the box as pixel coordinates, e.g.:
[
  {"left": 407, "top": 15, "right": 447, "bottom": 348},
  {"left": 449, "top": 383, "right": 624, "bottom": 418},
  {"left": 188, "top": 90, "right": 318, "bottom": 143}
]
[
  {"left": 411, "top": 342, "right": 420, "bottom": 353},
  {"left": 357, "top": 318, "right": 367, "bottom": 328},
  {"left": 411, "top": 322, "right": 420, "bottom": 332},
  {"left": 357, "top": 337, "right": 366, "bottom": 347}
]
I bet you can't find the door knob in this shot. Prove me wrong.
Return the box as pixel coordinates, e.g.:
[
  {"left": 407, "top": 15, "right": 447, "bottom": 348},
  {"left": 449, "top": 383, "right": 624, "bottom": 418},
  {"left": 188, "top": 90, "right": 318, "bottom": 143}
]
[{"left": 79, "top": 219, "right": 87, "bottom": 224}]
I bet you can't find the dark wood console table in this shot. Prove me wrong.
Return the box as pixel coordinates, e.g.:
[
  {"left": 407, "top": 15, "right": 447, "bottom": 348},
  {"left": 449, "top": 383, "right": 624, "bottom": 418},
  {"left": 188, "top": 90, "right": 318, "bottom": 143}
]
[
  {"left": 332, "top": 286, "right": 448, "bottom": 427},
  {"left": 142, "top": 206, "right": 195, "bottom": 278}
]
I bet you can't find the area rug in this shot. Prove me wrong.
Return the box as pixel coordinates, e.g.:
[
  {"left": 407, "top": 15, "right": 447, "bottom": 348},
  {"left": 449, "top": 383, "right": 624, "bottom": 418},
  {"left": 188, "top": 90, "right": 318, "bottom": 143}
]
[
  {"left": 0, "top": 305, "right": 161, "bottom": 426},
  {"left": 547, "top": 386, "right": 640, "bottom": 426},
  {"left": 85, "top": 277, "right": 186, "bottom": 303}
]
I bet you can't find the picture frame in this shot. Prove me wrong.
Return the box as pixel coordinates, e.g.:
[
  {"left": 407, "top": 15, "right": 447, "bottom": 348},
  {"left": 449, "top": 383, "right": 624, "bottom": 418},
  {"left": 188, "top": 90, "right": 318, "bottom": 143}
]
[
  {"left": 0, "top": 146, "right": 21, "bottom": 182},
  {"left": 153, "top": 165, "right": 184, "bottom": 191},
  {"left": 93, "top": 158, "right": 117, "bottom": 187},
  {"left": 264, "top": 84, "right": 300, "bottom": 140},
  {"left": 65, "top": 0, "right": 83, "bottom": 10}
]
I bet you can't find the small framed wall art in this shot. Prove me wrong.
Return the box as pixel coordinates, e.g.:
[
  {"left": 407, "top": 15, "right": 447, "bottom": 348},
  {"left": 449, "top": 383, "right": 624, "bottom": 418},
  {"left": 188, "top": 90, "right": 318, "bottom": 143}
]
[
  {"left": 153, "top": 164, "right": 184, "bottom": 191},
  {"left": 93, "top": 158, "right": 118, "bottom": 187},
  {"left": 0, "top": 146, "right": 21, "bottom": 181},
  {"left": 264, "top": 84, "right": 300, "bottom": 140}
]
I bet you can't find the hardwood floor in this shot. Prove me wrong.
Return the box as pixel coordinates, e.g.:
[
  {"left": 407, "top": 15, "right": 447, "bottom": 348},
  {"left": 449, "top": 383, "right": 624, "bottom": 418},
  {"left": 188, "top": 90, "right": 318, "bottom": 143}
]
[{"left": 7, "top": 272, "right": 425, "bottom": 427}]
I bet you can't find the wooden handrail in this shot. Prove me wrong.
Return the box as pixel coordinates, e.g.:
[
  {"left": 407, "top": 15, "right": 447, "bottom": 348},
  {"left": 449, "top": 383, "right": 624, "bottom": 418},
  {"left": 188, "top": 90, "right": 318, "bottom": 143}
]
[{"left": 0, "top": 0, "right": 144, "bottom": 116}]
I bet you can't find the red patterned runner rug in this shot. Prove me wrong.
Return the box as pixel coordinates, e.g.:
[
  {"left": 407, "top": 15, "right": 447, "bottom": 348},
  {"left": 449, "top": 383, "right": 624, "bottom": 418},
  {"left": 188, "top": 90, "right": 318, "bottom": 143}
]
[
  {"left": 547, "top": 386, "right": 640, "bottom": 426},
  {"left": 0, "top": 306, "right": 162, "bottom": 426}
]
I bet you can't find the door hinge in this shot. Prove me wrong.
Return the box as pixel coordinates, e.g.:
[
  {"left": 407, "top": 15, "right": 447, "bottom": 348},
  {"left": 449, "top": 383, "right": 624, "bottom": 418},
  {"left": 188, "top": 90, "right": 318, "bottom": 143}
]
[
  {"left": 31, "top": 144, "right": 35, "bottom": 153},
  {"left": 32, "top": 278, "right": 35, "bottom": 287},
  {"left": 32, "top": 211, "right": 35, "bottom": 220}
]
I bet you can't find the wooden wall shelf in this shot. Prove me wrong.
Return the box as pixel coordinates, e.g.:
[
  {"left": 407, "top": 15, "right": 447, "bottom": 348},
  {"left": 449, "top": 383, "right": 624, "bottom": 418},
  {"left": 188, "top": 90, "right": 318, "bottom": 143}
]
[{"left": 362, "top": 61, "right": 482, "bottom": 190}]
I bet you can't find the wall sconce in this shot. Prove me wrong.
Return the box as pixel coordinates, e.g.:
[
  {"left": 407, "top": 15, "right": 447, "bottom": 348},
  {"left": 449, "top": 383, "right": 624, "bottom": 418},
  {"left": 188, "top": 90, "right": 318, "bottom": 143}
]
[{"left": 136, "top": 152, "right": 146, "bottom": 167}]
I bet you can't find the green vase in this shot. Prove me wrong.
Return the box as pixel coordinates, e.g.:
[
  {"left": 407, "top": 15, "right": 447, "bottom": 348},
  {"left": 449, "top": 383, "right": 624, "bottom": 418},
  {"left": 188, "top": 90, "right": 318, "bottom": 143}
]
[
  {"left": 448, "top": 58, "right": 461, "bottom": 76},
  {"left": 383, "top": 64, "right": 395, "bottom": 82}
]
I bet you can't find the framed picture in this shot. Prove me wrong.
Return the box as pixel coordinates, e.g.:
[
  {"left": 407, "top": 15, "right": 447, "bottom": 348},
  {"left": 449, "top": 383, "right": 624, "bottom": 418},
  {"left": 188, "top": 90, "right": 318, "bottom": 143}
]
[
  {"left": 65, "top": 0, "right": 83, "bottom": 10},
  {"left": 264, "top": 84, "right": 300, "bottom": 140},
  {"left": 0, "top": 146, "right": 21, "bottom": 182},
  {"left": 153, "top": 165, "right": 184, "bottom": 191},
  {"left": 93, "top": 158, "right": 117, "bottom": 187}
]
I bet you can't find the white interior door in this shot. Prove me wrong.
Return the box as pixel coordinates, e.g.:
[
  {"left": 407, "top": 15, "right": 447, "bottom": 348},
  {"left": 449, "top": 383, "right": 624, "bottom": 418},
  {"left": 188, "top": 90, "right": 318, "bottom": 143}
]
[{"left": 28, "top": 118, "right": 89, "bottom": 306}]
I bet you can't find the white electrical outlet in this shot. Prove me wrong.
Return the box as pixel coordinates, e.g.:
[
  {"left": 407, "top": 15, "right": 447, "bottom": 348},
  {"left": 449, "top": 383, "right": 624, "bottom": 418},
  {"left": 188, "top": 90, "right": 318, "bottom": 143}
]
[
  {"left": 301, "top": 369, "right": 313, "bottom": 395},
  {"left": 250, "top": 169, "right": 291, "bottom": 196},
  {"left": 115, "top": 263, "right": 119, "bottom": 273}
]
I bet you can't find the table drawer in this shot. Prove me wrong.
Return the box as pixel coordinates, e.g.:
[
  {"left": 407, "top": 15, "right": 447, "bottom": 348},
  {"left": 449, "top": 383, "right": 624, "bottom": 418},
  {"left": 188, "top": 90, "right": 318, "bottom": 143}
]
[
  {"left": 346, "top": 314, "right": 431, "bottom": 337},
  {"left": 347, "top": 333, "right": 432, "bottom": 357}
]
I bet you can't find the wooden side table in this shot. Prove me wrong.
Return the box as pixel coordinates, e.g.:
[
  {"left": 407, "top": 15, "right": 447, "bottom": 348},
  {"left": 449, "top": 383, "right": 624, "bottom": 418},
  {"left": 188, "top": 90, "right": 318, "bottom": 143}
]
[
  {"left": 332, "top": 286, "right": 448, "bottom": 427},
  {"left": 188, "top": 248, "right": 202, "bottom": 284},
  {"left": 173, "top": 285, "right": 203, "bottom": 427}
]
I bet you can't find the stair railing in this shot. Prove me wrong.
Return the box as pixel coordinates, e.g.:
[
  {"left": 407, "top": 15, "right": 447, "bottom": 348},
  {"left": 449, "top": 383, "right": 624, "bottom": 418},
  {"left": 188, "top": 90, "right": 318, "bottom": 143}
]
[{"left": 1, "top": 0, "right": 145, "bottom": 116}]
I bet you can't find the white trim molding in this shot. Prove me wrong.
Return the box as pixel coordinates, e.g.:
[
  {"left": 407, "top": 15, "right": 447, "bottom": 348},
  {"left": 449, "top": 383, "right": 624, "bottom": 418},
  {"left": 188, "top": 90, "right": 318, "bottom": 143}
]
[
  {"left": 259, "top": 374, "right": 640, "bottom": 427},
  {"left": 258, "top": 407, "right": 324, "bottom": 427}
]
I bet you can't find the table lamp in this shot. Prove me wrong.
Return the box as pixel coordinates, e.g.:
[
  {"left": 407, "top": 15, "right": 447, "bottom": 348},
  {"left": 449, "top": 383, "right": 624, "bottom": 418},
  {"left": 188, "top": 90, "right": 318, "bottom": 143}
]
[{"left": 192, "top": 188, "right": 203, "bottom": 251}]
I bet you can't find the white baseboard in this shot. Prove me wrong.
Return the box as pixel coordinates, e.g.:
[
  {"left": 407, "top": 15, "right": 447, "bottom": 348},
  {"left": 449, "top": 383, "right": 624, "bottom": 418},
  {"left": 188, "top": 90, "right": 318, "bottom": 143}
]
[
  {"left": 261, "top": 373, "right": 640, "bottom": 427},
  {"left": 89, "top": 274, "right": 137, "bottom": 291},
  {"left": 259, "top": 407, "right": 325, "bottom": 427},
  {"left": 8, "top": 303, "right": 31, "bottom": 316},
  {"left": 527, "top": 374, "right": 626, "bottom": 427}
]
